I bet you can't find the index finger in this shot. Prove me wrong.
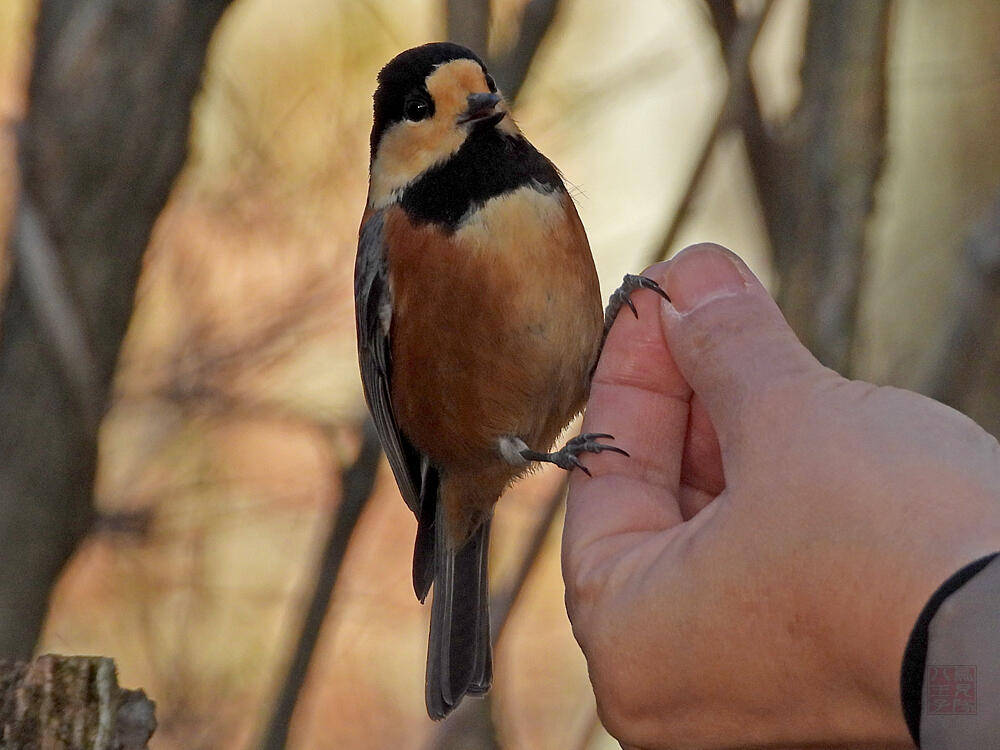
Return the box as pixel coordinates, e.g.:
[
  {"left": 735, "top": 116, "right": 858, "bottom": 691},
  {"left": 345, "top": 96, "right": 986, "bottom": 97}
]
[{"left": 563, "top": 263, "right": 690, "bottom": 574}]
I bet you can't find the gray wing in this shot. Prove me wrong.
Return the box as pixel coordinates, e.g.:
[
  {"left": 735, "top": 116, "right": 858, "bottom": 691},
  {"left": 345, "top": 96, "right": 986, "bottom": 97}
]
[{"left": 355, "top": 209, "right": 423, "bottom": 517}]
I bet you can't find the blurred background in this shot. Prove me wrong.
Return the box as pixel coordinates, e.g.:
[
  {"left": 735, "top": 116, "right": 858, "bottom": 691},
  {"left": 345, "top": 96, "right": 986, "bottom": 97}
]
[{"left": 0, "top": 0, "right": 998, "bottom": 748}]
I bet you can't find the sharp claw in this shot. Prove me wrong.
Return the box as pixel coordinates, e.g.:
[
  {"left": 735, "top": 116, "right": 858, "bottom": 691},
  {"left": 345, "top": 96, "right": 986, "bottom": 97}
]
[
  {"left": 520, "top": 431, "right": 629, "bottom": 476},
  {"left": 604, "top": 276, "right": 672, "bottom": 334},
  {"left": 644, "top": 281, "right": 670, "bottom": 302},
  {"left": 601, "top": 445, "right": 629, "bottom": 458},
  {"left": 630, "top": 274, "right": 670, "bottom": 301}
]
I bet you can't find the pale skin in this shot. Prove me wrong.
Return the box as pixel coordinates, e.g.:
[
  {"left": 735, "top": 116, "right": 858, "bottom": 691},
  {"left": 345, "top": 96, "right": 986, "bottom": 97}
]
[{"left": 563, "top": 243, "right": 1000, "bottom": 750}]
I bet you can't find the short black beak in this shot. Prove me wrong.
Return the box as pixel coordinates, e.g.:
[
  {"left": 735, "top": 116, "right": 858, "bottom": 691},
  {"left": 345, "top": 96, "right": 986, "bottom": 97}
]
[{"left": 458, "top": 92, "right": 501, "bottom": 124}]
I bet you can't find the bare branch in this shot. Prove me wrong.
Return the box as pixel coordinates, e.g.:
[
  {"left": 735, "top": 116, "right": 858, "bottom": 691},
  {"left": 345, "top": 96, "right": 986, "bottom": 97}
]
[
  {"left": 258, "top": 420, "right": 382, "bottom": 750},
  {"left": 490, "top": 0, "right": 561, "bottom": 102},
  {"left": 653, "top": 1, "right": 773, "bottom": 263},
  {"left": 703, "top": 0, "right": 786, "bottom": 251},
  {"left": 10, "top": 197, "right": 101, "bottom": 431},
  {"left": 445, "top": 0, "right": 562, "bottom": 104},
  {"left": 703, "top": 0, "right": 738, "bottom": 43},
  {"left": 772, "top": 1, "right": 892, "bottom": 373},
  {"left": 424, "top": 697, "right": 501, "bottom": 750},
  {"left": 446, "top": 0, "right": 490, "bottom": 59},
  {"left": 490, "top": 480, "right": 565, "bottom": 639}
]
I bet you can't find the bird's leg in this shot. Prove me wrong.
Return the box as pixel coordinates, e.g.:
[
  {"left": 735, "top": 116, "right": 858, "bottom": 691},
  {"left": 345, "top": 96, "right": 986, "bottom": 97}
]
[
  {"left": 603, "top": 273, "right": 670, "bottom": 339},
  {"left": 494, "top": 276, "right": 663, "bottom": 478},
  {"left": 499, "top": 434, "right": 629, "bottom": 478}
]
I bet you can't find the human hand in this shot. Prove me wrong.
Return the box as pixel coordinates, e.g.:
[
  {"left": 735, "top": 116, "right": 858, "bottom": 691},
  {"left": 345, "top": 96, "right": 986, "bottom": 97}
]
[{"left": 563, "top": 244, "right": 1000, "bottom": 749}]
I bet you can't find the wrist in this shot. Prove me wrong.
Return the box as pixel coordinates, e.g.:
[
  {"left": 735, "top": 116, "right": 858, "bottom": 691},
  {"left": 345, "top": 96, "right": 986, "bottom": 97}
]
[{"left": 901, "top": 553, "right": 1000, "bottom": 747}]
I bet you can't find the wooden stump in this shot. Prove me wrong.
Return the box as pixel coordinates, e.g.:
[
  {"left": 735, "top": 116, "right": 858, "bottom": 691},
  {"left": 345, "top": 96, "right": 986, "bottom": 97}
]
[{"left": 0, "top": 655, "right": 155, "bottom": 749}]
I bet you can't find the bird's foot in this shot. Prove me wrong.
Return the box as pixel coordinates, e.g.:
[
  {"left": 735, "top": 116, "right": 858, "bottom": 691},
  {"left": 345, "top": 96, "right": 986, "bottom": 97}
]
[
  {"left": 603, "top": 273, "right": 670, "bottom": 333},
  {"left": 513, "top": 433, "right": 629, "bottom": 477}
]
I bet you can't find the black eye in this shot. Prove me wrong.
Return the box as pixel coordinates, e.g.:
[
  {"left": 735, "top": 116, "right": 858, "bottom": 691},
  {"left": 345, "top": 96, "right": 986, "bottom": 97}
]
[
  {"left": 404, "top": 95, "right": 430, "bottom": 122},
  {"left": 485, "top": 73, "right": 497, "bottom": 93}
]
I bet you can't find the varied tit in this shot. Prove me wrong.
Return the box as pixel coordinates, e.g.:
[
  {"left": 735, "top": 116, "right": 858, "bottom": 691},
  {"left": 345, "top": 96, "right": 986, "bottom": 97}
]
[{"left": 355, "top": 42, "right": 667, "bottom": 719}]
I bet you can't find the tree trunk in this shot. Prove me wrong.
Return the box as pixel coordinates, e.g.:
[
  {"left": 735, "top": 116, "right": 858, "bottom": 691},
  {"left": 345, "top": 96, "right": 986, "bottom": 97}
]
[
  {"left": 772, "top": 1, "right": 892, "bottom": 374},
  {"left": 0, "top": 0, "right": 234, "bottom": 657}
]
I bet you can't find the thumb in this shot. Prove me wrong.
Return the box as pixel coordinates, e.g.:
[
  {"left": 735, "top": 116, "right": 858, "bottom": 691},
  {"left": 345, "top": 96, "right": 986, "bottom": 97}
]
[{"left": 660, "top": 243, "right": 825, "bottom": 447}]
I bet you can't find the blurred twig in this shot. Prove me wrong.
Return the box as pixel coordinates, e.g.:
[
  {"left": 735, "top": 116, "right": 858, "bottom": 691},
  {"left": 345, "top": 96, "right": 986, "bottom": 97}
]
[
  {"left": 258, "top": 419, "right": 382, "bottom": 750},
  {"left": 653, "top": 0, "right": 773, "bottom": 264},
  {"left": 424, "top": 698, "right": 500, "bottom": 750},
  {"left": 92, "top": 508, "right": 155, "bottom": 540},
  {"left": 703, "top": 0, "right": 785, "bottom": 250},
  {"left": 489, "top": 480, "right": 565, "bottom": 640},
  {"left": 447, "top": 0, "right": 562, "bottom": 104},
  {"left": 161, "top": 278, "right": 334, "bottom": 392},
  {"left": 11, "top": 198, "right": 101, "bottom": 431},
  {"left": 447, "top": 0, "right": 489, "bottom": 61},
  {"left": 490, "top": 0, "right": 561, "bottom": 102}
]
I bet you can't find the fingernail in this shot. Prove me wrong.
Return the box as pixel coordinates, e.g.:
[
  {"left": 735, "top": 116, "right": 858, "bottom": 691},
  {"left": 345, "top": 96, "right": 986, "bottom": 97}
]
[{"left": 665, "top": 246, "right": 747, "bottom": 313}]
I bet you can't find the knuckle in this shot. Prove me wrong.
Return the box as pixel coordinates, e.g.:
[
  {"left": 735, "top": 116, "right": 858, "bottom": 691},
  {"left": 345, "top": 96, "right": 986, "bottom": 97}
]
[{"left": 591, "top": 665, "right": 654, "bottom": 746}]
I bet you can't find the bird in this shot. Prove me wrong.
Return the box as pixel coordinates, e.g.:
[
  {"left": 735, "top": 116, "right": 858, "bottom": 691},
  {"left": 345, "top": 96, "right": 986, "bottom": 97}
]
[{"left": 355, "top": 42, "right": 668, "bottom": 719}]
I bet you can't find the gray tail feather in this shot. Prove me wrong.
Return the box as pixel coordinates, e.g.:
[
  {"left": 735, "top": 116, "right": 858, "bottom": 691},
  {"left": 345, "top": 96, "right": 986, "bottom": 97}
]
[
  {"left": 425, "top": 507, "right": 492, "bottom": 720},
  {"left": 412, "top": 468, "right": 437, "bottom": 603}
]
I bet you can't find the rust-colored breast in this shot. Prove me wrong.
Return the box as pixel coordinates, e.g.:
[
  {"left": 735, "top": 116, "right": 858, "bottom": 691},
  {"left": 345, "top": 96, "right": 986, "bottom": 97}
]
[{"left": 385, "top": 187, "right": 602, "bottom": 481}]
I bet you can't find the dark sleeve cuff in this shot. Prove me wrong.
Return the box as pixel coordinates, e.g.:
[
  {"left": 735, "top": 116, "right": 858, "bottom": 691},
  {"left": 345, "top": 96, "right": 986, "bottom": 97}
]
[{"left": 900, "top": 552, "right": 999, "bottom": 747}]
